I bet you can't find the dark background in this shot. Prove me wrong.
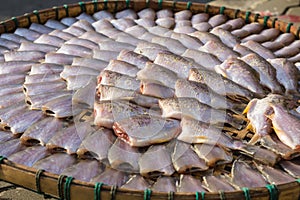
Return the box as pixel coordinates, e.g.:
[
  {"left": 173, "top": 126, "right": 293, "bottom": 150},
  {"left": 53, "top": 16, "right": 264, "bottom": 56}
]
[{"left": 0, "top": 0, "right": 212, "bottom": 21}]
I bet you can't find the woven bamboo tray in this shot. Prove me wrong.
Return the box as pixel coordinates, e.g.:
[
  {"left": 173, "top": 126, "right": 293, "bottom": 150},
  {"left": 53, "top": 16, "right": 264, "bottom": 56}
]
[{"left": 0, "top": 1, "right": 300, "bottom": 199}]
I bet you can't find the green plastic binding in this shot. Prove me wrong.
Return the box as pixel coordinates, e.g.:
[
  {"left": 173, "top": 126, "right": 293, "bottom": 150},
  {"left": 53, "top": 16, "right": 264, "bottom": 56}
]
[
  {"left": 35, "top": 169, "right": 45, "bottom": 194},
  {"left": 94, "top": 182, "right": 104, "bottom": 200},
  {"left": 79, "top": 2, "right": 86, "bottom": 13},
  {"left": 144, "top": 188, "right": 152, "bottom": 200},
  {"left": 11, "top": 17, "right": 18, "bottom": 28},
  {"left": 263, "top": 16, "right": 270, "bottom": 27},
  {"left": 33, "top": 10, "right": 41, "bottom": 24},
  {"left": 245, "top": 11, "right": 251, "bottom": 24},
  {"left": 57, "top": 175, "right": 67, "bottom": 200},
  {"left": 126, "top": 0, "right": 130, "bottom": 8},
  {"left": 266, "top": 184, "right": 278, "bottom": 200},
  {"left": 219, "top": 6, "right": 225, "bottom": 15},
  {"left": 286, "top": 22, "right": 293, "bottom": 33},
  {"left": 64, "top": 176, "right": 74, "bottom": 200},
  {"left": 187, "top": 2, "right": 192, "bottom": 10},
  {"left": 234, "top": 9, "right": 240, "bottom": 18},
  {"left": 158, "top": 0, "right": 163, "bottom": 10},
  {"left": 254, "top": 13, "right": 260, "bottom": 22},
  {"left": 63, "top": 4, "right": 69, "bottom": 17},
  {"left": 242, "top": 187, "right": 251, "bottom": 200}
]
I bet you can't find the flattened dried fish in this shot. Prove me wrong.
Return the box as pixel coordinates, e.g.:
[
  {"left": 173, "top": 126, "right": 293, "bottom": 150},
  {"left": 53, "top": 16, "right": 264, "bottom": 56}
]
[
  {"left": 191, "top": 13, "right": 209, "bottom": 24},
  {"left": 19, "top": 41, "right": 57, "bottom": 53},
  {"left": 1, "top": 33, "right": 29, "bottom": 43},
  {"left": 170, "top": 32, "right": 203, "bottom": 50},
  {"left": 280, "top": 159, "right": 300, "bottom": 178},
  {"left": 45, "top": 52, "right": 79, "bottom": 65},
  {"left": 20, "top": 117, "right": 65, "bottom": 146},
  {"left": 65, "top": 37, "right": 99, "bottom": 50},
  {"left": 32, "top": 153, "right": 76, "bottom": 174},
  {"left": 15, "top": 28, "right": 41, "bottom": 41},
  {"left": 108, "top": 138, "right": 141, "bottom": 172},
  {"left": 203, "top": 176, "right": 235, "bottom": 192},
  {"left": 139, "top": 144, "right": 175, "bottom": 177},
  {"left": 137, "top": 62, "right": 178, "bottom": 88},
  {"left": 99, "top": 70, "right": 140, "bottom": 90},
  {"left": 117, "top": 50, "right": 149, "bottom": 69},
  {"left": 215, "top": 58, "right": 265, "bottom": 95},
  {"left": 0, "top": 102, "right": 27, "bottom": 127},
  {"left": 49, "top": 30, "right": 74, "bottom": 40},
  {"left": 93, "top": 10, "right": 114, "bottom": 20},
  {"left": 29, "top": 23, "right": 53, "bottom": 34},
  {"left": 177, "top": 175, "right": 206, "bottom": 193},
  {"left": 151, "top": 176, "right": 176, "bottom": 192},
  {"left": 121, "top": 175, "right": 150, "bottom": 190},
  {"left": 111, "top": 18, "right": 136, "bottom": 31},
  {"left": 116, "top": 9, "right": 137, "bottom": 19},
  {"left": 172, "top": 140, "right": 208, "bottom": 173},
  {"left": 4, "top": 50, "right": 44, "bottom": 62},
  {"left": 152, "top": 36, "right": 187, "bottom": 55},
  {"left": 115, "top": 33, "right": 142, "bottom": 46},
  {"left": 57, "top": 44, "right": 92, "bottom": 57},
  {"left": 79, "top": 31, "right": 110, "bottom": 44},
  {"left": 23, "top": 81, "right": 66, "bottom": 96},
  {"left": 72, "top": 57, "right": 108, "bottom": 70},
  {"left": 140, "top": 81, "right": 174, "bottom": 99},
  {"left": 29, "top": 63, "right": 63, "bottom": 75},
  {"left": 77, "top": 128, "right": 116, "bottom": 163},
  {"left": 0, "top": 92, "right": 25, "bottom": 109},
  {"left": 0, "top": 139, "right": 24, "bottom": 157},
  {"left": 60, "top": 65, "right": 99, "bottom": 80},
  {"left": 90, "top": 168, "right": 129, "bottom": 187},
  {"left": 93, "top": 49, "right": 119, "bottom": 62},
  {"left": 193, "top": 144, "right": 233, "bottom": 166},
  {"left": 208, "top": 14, "right": 227, "bottom": 27},
  {"left": 0, "top": 85, "right": 23, "bottom": 96},
  {"left": 44, "top": 19, "right": 67, "bottom": 30},
  {"left": 156, "top": 17, "right": 175, "bottom": 29},
  {"left": 0, "top": 131, "right": 14, "bottom": 143},
  {"left": 113, "top": 115, "right": 180, "bottom": 147},
  {"left": 0, "top": 38, "right": 19, "bottom": 49},
  {"left": 231, "top": 160, "right": 267, "bottom": 188},
  {"left": 25, "top": 73, "right": 61, "bottom": 84},
  {"left": 225, "top": 18, "right": 245, "bottom": 30},
  {"left": 99, "top": 40, "right": 135, "bottom": 52},
  {"left": 190, "top": 31, "right": 221, "bottom": 44},
  {"left": 267, "top": 58, "right": 299, "bottom": 94},
  {"left": 193, "top": 22, "right": 213, "bottom": 32},
  {"left": 8, "top": 146, "right": 49, "bottom": 167},
  {"left": 0, "top": 61, "right": 36, "bottom": 74},
  {"left": 105, "top": 59, "right": 139, "bottom": 77},
  {"left": 210, "top": 27, "right": 240, "bottom": 48},
  {"left": 138, "top": 8, "right": 156, "bottom": 20},
  {"left": 241, "top": 40, "right": 275, "bottom": 59},
  {"left": 0, "top": 73, "right": 25, "bottom": 85},
  {"left": 62, "top": 160, "right": 102, "bottom": 182}
]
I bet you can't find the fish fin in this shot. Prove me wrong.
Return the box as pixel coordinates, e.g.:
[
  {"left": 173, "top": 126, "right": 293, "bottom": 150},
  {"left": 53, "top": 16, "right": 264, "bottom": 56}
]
[{"left": 242, "top": 99, "right": 257, "bottom": 114}]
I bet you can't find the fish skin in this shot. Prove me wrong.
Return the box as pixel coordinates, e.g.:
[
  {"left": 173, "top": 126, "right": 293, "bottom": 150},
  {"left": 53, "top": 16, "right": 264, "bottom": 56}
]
[
  {"left": 47, "top": 122, "right": 95, "bottom": 154},
  {"left": 77, "top": 128, "right": 116, "bottom": 163},
  {"left": 170, "top": 32, "right": 203, "bottom": 50},
  {"left": 233, "top": 43, "right": 255, "bottom": 57},
  {"left": 29, "top": 63, "right": 63, "bottom": 75},
  {"left": 188, "top": 68, "right": 255, "bottom": 100},
  {"left": 193, "top": 144, "right": 233, "bottom": 166},
  {"left": 255, "top": 164, "right": 295, "bottom": 185},
  {"left": 151, "top": 176, "right": 176, "bottom": 192},
  {"left": 26, "top": 91, "right": 71, "bottom": 110},
  {"left": 117, "top": 50, "right": 149, "bottom": 69},
  {"left": 4, "top": 110, "right": 44, "bottom": 134},
  {"left": 49, "top": 30, "right": 75, "bottom": 41},
  {"left": 154, "top": 52, "right": 203, "bottom": 79},
  {"left": 105, "top": 59, "right": 139, "bottom": 77},
  {"left": 99, "top": 70, "right": 140, "bottom": 91},
  {"left": 23, "top": 81, "right": 67, "bottom": 96},
  {"left": 138, "top": 8, "right": 156, "bottom": 20},
  {"left": 177, "top": 175, "right": 206, "bottom": 193},
  {"left": 267, "top": 58, "right": 299, "bottom": 95},
  {"left": 193, "top": 22, "right": 213, "bottom": 32},
  {"left": 241, "top": 34, "right": 269, "bottom": 43},
  {"left": 76, "top": 13, "right": 96, "bottom": 24},
  {"left": 57, "top": 44, "right": 93, "bottom": 57},
  {"left": 175, "top": 79, "right": 243, "bottom": 111},
  {"left": 60, "top": 17, "right": 77, "bottom": 26},
  {"left": 0, "top": 92, "right": 25, "bottom": 109},
  {"left": 93, "top": 100, "right": 160, "bottom": 129},
  {"left": 280, "top": 159, "right": 300, "bottom": 178},
  {"left": 0, "top": 38, "right": 20, "bottom": 49},
  {"left": 178, "top": 117, "right": 237, "bottom": 149},
  {"left": 97, "top": 85, "right": 159, "bottom": 108},
  {"left": 72, "top": 20, "right": 94, "bottom": 32},
  {"left": 274, "top": 46, "right": 300, "bottom": 58},
  {"left": 115, "top": 33, "right": 142, "bottom": 46},
  {"left": 203, "top": 176, "right": 235, "bottom": 192},
  {"left": 61, "top": 160, "right": 102, "bottom": 182},
  {"left": 208, "top": 14, "right": 227, "bottom": 27},
  {"left": 225, "top": 18, "right": 245, "bottom": 30},
  {"left": 8, "top": 146, "right": 50, "bottom": 167},
  {"left": 241, "top": 41, "right": 275, "bottom": 60},
  {"left": 0, "top": 139, "right": 25, "bottom": 157},
  {"left": 189, "top": 31, "right": 221, "bottom": 44},
  {"left": 63, "top": 26, "right": 86, "bottom": 37},
  {"left": 137, "top": 62, "right": 178, "bottom": 89},
  {"left": 139, "top": 144, "right": 175, "bottom": 177},
  {"left": 157, "top": 9, "right": 173, "bottom": 18},
  {"left": 288, "top": 53, "right": 300, "bottom": 63},
  {"left": 191, "top": 13, "right": 209, "bottom": 24},
  {"left": 175, "top": 10, "right": 192, "bottom": 21},
  {"left": 1, "top": 33, "right": 29, "bottom": 43},
  {"left": 199, "top": 40, "right": 239, "bottom": 62},
  {"left": 65, "top": 37, "right": 99, "bottom": 50},
  {"left": 121, "top": 175, "right": 150, "bottom": 190},
  {"left": 111, "top": 18, "right": 136, "bottom": 31},
  {"left": 0, "top": 102, "right": 27, "bottom": 127},
  {"left": 151, "top": 36, "right": 187, "bottom": 55},
  {"left": 90, "top": 168, "right": 129, "bottom": 187},
  {"left": 140, "top": 81, "right": 174, "bottom": 99},
  {"left": 113, "top": 115, "right": 180, "bottom": 147},
  {"left": 98, "top": 27, "right": 124, "bottom": 40},
  {"left": 29, "top": 23, "right": 54, "bottom": 34},
  {"left": 0, "top": 74, "right": 25, "bottom": 85},
  {"left": 44, "top": 19, "right": 68, "bottom": 30},
  {"left": 267, "top": 104, "right": 300, "bottom": 150},
  {"left": 155, "top": 17, "right": 175, "bottom": 29},
  {"left": 92, "top": 19, "right": 114, "bottom": 32},
  {"left": 215, "top": 58, "right": 265, "bottom": 95},
  {"left": 72, "top": 57, "right": 108, "bottom": 70},
  {"left": 231, "top": 160, "right": 267, "bottom": 188},
  {"left": 79, "top": 31, "right": 110, "bottom": 44},
  {"left": 134, "top": 18, "right": 156, "bottom": 28},
  {"left": 4, "top": 51, "right": 45, "bottom": 62},
  {"left": 0, "top": 61, "right": 37, "bottom": 74},
  {"left": 172, "top": 140, "right": 208, "bottom": 173},
  {"left": 92, "top": 49, "right": 119, "bottom": 62},
  {"left": 115, "top": 9, "right": 138, "bottom": 19},
  {"left": 108, "top": 138, "right": 141, "bottom": 173},
  {"left": 159, "top": 97, "right": 238, "bottom": 127},
  {"left": 45, "top": 53, "right": 79, "bottom": 65},
  {"left": 32, "top": 153, "right": 77, "bottom": 174},
  {"left": 99, "top": 40, "right": 135, "bottom": 52},
  {"left": 237, "top": 23, "right": 264, "bottom": 36},
  {"left": 182, "top": 49, "right": 221, "bottom": 71},
  {"left": 0, "top": 131, "right": 14, "bottom": 143},
  {"left": 125, "top": 25, "right": 148, "bottom": 38},
  {"left": 25, "top": 73, "right": 62, "bottom": 84},
  {"left": 42, "top": 95, "right": 84, "bottom": 118},
  {"left": 60, "top": 65, "right": 99, "bottom": 80},
  {"left": 34, "top": 34, "right": 65, "bottom": 47},
  {"left": 20, "top": 117, "right": 65, "bottom": 146},
  {"left": 210, "top": 27, "right": 240, "bottom": 48},
  {"left": 15, "top": 28, "right": 41, "bottom": 41},
  {"left": 93, "top": 10, "right": 114, "bottom": 20}
]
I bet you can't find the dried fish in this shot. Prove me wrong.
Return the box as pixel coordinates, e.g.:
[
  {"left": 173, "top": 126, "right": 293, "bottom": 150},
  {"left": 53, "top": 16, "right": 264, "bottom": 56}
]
[
  {"left": 177, "top": 175, "right": 206, "bottom": 193},
  {"left": 72, "top": 57, "right": 108, "bottom": 70},
  {"left": 152, "top": 36, "right": 187, "bottom": 55},
  {"left": 137, "top": 62, "right": 178, "bottom": 88},
  {"left": 8, "top": 146, "right": 50, "bottom": 167},
  {"left": 4, "top": 50, "right": 44, "bottom": 62},
  {"left": 241, "top": 40, "right": 275, "bottom": 59},
  {"left": 231, "top": 160, "right": 267, "bottom": 188},
  {"left": 135, "top": 18, "right": 155, "bottom": 28},
  {"left": 193, "top": 22, "right": 213, "bottom": 32},
  {"left": 117, "top": 50, "right": 149, "bottom": 69},
  {"left": 157, "top": 9, "right": 173, "bottom": 18},
  {"left": 274, "top": 46, "right": 300, "bottom": 58},
  {"left": 280, "top": 159, "right": 300, "bottom": 178},
  {"left": 0, "top": 85, "right": 23, "bottom": 96},
  {"left": 1, "top": 33, "right": 29, "bottom": 43},
  {"left": 23, "top": 81, "right": 67, "bottom": 96},
  {"left": 77, "top": 128, "right": 116, "bottom": 163},
  {"left": 32, "top": 153, "right": 76, "bottom": 174},
  {"left": 65, "top": 37, "right": 99, "bottom": 50},
  {"left": 93, "top": 10, "right": 114, "bottom": 20},
  {"left": 49, "top": 30, "right": 75, "bottom": 40},
  {"left": 156, "top": 17, "right": 175, "bottom": 29},
  {"left": 76, "top": 13, "right": 96, "bottom": 24},
  {"left": 225, "top": 18, "right": 245, "bottom": 30},
  {"left": 0, "top": 131, "right": 14, "bottom": 143},
  {"left": 60, "top": 65, "right": 100, "bottom": 80},
  {"left": 0, "top": 92, "right": 25, "bottom": 109},
  {"left": 99, "top": 40, "right": 135, "bottom": 52},
  {"left": 61, "top": 17, "right": 77, "bottom": 26},
  {"left": 0, "top": 102, "right": 27, "bottom": 127},
  {"left": 113, "top": 115, "right": 180, "bottom": 147},
  {"left": 208, "top": 14, "right": 227, "bottom": 27},
  {"left": 0, "top": 38, "right": 19, "bottom": 49},
  {"left": 0, "top": 139, "right": 24, "bottom": 157},
  {"left": 193, "top": 144, "right": 233, "bottom": 166},
  {"left": 140, "top": 81, "right": 174, "bottom": 99},
  {"left": 115, "top": 33, "right": 142, "bottom": 46},
  {"left": 116, "top": 9, "right": 137, "bottom": 19},
  {"left": 215, "top": 58, "right": 265, "bottom": 95},
  {"left": 121, "top": 175, "right": 150, "bottom": 190},
  {"left": 138, "top": 8, "right": 156, "bottom": 20},
  {"left": 20, "top": 117, "right": 65, "bottom": 146},
  {"left": 45, "top": 52, "right": 79, "bottom": 65},
  {"left": 152, "top": 176, "right": 176, "bottom": 192},
  {"left": 61, "top": 160, "right": 102, "bottom": 182},
  {"left": 191, "top": 13, "right": 209, "bottom": 24},
  {"left": 72, "top": 20, "right": 94, "bottom": 32},
  {"left": 111, "top": 18, "right": 136, "bottom": 31},
  {"left": 15, "top": 28, "right": 41, "bottom": 41},
  {"left": 105, "top": 59, "right": 139, "bottom": 77},
  {"left": 139, "top": 144, "right": 175, "bottom": 177},
  {"left": 203, "top": 176, "right": 235, "bottom": 192},
  {"left": 79, "top": 31, "right": 110, "bottom": 44},
  {"left": 25, "top": 73, "right": 62, "bottom": 84},
  {"left": 172, "top": 140, "right": 208, "bottom": 173},
  {"left": 44, "top": 19, "right": 67, "bottom": 30},
  {"left": 125, "top": 25, "right": 148, "bottom": 38},
  {"left": 90, "top": 167, "right": 129, "bottom": 187},
  {"left": 29, "top": 63, "right": 63, "bottom": 75},
  {"left": 108, "top": 138, "right": 141, "bottom": 173},
  {"left": 92, "top": 49, "right": 119, "bottom": 62},
  {"left": 170, "top": 32, "right": 203, "bottom": 50},
  {"left": 57, "top": 44, "right": 93, "bottom": 57},
  {"left": 210, "top": 27, "right": 240, "bottom": 48},
  {"left": 0, "top": 61, "right": 36, "bottom": 74}
]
